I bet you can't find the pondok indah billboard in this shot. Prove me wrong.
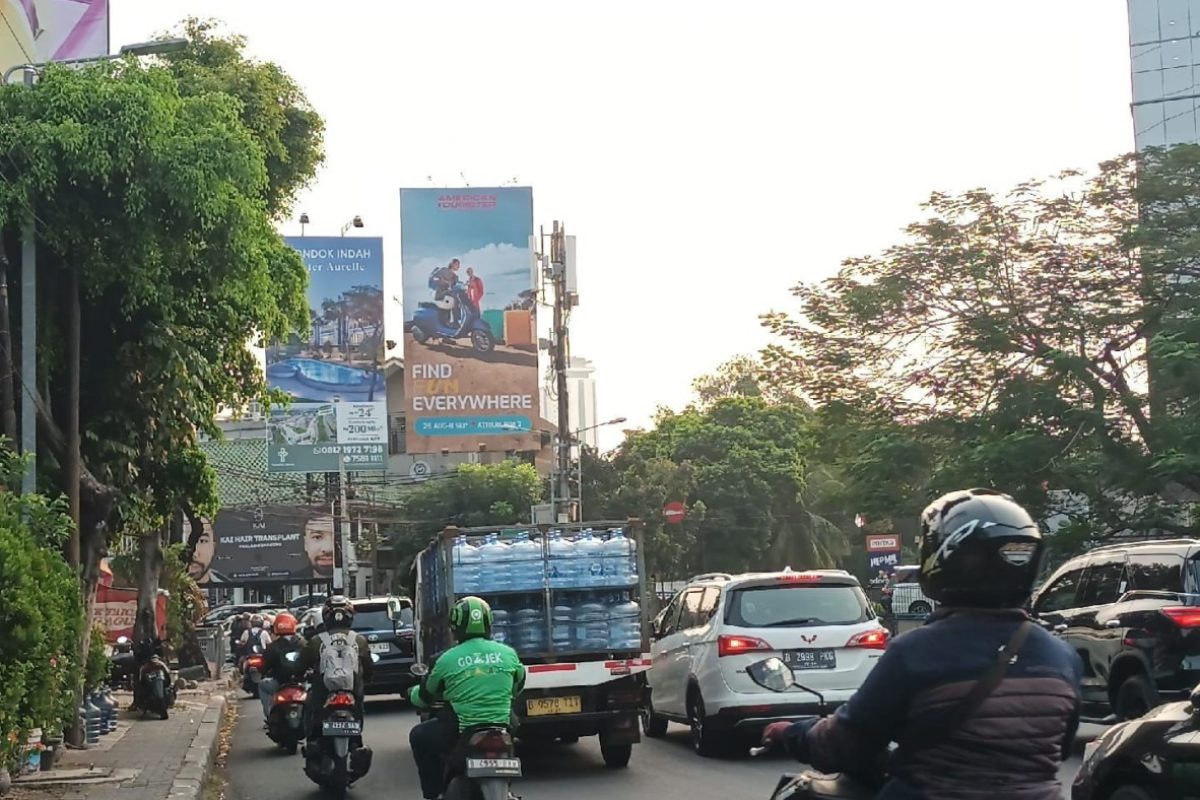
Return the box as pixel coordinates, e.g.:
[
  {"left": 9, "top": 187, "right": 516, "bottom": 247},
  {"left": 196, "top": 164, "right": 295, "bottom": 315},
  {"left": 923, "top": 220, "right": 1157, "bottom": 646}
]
[
  {"left": 399, "top": 188, "right": 539, "bottom": 454},
  {"left": 266, "top": 237, "right": 388, "bottom": 473}
]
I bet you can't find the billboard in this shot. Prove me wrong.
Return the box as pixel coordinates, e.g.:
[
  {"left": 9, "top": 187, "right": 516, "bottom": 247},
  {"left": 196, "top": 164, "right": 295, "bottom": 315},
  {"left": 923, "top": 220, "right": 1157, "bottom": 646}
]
[
  {"left": 865, "top": 534, "right": 901, "bottom": 576},
  {"left": 266, "top": 237, "right": 388, "bottom": 473},
  {"left": 186, "top": 506, "right": 338, "bottom": 585},
  {"left": 399, "top": 188, "right": 539, "bottom": 454},
  {"left": 1, "top": 0, "right": 109, "bottom": 75},
  {"left": 94, "top": 585, "right": 167, "bottom": 644}
]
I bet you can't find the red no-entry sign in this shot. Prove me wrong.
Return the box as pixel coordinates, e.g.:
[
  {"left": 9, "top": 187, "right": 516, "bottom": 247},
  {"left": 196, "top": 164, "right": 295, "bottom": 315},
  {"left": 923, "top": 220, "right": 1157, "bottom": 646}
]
[{"left": 663, "top": 502, "right": 686, "bottom": 524}]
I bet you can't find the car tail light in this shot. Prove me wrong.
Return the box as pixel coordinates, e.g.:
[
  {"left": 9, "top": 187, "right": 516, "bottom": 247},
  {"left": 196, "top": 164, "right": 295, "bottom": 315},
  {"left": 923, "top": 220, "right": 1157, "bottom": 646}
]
[
  {"left": 275, "top": 686, "right": 307, "bottom": 705},
  {"left": 326, "top": 692, "right": 356, "bottom": 709},
  {"left": 845, "top": 628, "right": 890, "bottom": 650},
  {"left": 718, "top": 634, "right": 773, "bottom": 657},
  {"left": 1162, "top": 607, "right": 1200, "bottom": 627}
]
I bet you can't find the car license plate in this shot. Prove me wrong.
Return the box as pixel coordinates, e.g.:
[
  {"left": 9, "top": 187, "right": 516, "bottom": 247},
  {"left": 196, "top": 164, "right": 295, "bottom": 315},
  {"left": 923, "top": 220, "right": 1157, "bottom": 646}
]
[
  {"left": 783, "top": 648, "right": 837, "bottom": 670},
  {"left": 465, "top": 757, "right": 522, "bottom": 778},
  {"left": 525, "top": 695, "right": 582, "bottom": 716},
  {"left": 370, "top": 643, "right": 390, "bottom": 654},
  {"left": 322, "top": 719, "right": 362, "bottom": 735}
]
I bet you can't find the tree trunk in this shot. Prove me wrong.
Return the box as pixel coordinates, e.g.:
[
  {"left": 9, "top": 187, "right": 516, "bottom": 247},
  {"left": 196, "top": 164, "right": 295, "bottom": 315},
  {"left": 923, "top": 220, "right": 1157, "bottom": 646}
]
[
  {"left": 0, "top": 242, "right": 19, "bottom": 448},
  {"left": 134, "top": 528, "right": 165, "bottom": 647}
]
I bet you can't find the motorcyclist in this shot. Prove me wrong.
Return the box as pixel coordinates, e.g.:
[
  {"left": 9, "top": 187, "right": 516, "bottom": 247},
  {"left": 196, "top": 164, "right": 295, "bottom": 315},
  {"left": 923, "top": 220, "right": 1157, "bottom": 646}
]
[
  {"left": 260, "top": 612, "right": 305, "bottom": 722},
  {"left": 128, "top": 635, "right": 166, "bottom": 712},
  {"left": 229, "top": 612, "right": 248, "bottom": 656},
  {"left": 297, "top": 596, "right": 373, "bottom": 755},
  {"left": 408, "top": 596, "right": 526, "bottom": 800},
  {"left": 762, "top": 488, "right": 1083, "bottom": 800},
  {"left": 239, "top": 614, "right": 272, "bottom": 655}
]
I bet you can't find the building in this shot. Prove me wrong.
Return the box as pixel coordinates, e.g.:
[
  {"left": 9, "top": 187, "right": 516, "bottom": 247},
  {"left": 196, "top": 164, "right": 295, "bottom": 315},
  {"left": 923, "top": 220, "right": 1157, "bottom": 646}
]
[
  {"left": 201, "top": 356, "right": 555, "bottom": 604},
  {"left": 541, "top": 356, "right": 600, "bottom": 449},
  {"left": 1128, "top": 0, "right": 1200, "bottom": 149}
]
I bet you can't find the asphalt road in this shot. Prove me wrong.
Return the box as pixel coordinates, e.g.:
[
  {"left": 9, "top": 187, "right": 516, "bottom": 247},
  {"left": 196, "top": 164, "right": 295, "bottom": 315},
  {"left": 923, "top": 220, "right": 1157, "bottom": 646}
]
[{"left": 223, "top": 695, "right": 1086, "bottom": 800}]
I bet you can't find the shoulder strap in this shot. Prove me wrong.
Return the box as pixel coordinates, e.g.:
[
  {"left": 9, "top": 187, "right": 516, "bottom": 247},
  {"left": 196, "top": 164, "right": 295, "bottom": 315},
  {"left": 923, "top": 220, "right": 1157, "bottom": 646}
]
[{"left": 907, "top": 619, "right": 1033, "bottom": 750}]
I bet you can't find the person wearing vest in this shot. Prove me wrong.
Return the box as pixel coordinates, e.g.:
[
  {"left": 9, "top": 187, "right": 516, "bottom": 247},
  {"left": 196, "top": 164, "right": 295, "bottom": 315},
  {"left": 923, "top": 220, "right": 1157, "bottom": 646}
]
[
  {"left": 259, "top": 612, "right": 305, "bottom": 721},
  {"left": 762, "top": 489, "right": 1083, "bottom": 800},
  {"left": 297, "top": 596, "right": 373, "bottom": 749},
  {"left": 408, "top": 596, "right": 526, "bottom": 800}
]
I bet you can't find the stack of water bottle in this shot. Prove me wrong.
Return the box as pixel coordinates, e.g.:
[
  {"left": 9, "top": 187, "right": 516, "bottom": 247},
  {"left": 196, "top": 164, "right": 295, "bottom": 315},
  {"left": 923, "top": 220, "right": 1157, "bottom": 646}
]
[{"left": 449, "top": 529, "right": 642, "bottom": 654}]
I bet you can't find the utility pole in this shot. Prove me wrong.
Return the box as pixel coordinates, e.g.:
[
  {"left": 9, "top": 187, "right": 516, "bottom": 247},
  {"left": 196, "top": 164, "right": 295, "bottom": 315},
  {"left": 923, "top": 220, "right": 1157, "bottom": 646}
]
[{"left": 549, "top": 222, "right": 574, "bottom": 523}]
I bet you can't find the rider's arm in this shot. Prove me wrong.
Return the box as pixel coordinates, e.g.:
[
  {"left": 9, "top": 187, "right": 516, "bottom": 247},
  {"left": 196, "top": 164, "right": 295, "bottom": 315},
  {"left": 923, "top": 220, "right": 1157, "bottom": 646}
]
[
  {"left": 789, "top": 644, "right": 911, "bottom": 773},
  {"left": 409, "top": 653, "right": 451, "bottom": 709},
  {"left": 296, "top": 635, "right": 321, "bottom": 675},
  {"left": 355, "top": 635, "right": 375, "bottom": 682}
]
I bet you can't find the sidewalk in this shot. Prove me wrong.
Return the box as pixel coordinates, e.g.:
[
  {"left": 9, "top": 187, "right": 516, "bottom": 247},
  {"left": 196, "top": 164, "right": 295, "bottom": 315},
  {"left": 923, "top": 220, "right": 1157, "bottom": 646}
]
[{"left": 10, "top": 684, "right": 228, "bottom": 800}]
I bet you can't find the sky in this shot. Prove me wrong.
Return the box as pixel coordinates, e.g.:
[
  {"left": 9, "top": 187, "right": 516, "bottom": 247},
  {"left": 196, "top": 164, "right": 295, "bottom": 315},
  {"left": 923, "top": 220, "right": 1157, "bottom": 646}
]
[{"left": 109, "top": 0, "right": 1137, "bottom": 449}]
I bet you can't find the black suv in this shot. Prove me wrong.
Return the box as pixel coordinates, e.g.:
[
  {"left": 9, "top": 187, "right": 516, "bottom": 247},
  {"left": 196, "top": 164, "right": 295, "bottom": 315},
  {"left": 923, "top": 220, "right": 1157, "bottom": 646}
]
[
  {"left": 349, "top": 596, "right": 417, "bottom": 696},
  {"left": 1031, "top": 539, "right": 1200, "bottom": 720}
]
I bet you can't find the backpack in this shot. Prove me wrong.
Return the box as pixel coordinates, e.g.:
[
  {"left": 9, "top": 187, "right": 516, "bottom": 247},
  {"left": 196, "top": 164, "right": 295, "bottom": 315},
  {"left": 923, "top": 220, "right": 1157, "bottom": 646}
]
[{"left": 318, "top": 631, "right": 360, "bottom": 692}]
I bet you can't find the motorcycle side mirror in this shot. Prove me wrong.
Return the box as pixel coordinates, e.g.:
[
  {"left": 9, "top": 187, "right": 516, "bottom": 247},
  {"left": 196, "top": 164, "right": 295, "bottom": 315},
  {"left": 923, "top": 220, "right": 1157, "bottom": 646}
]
[
  {"left": 117, "top": 636, "right": 130, "bottom": 645},
  {"left": 410, "top": 663, "right": 430, "bottom": 678},
  {"left": 747, "top": 657, "right": 796, "bottom": 693}
]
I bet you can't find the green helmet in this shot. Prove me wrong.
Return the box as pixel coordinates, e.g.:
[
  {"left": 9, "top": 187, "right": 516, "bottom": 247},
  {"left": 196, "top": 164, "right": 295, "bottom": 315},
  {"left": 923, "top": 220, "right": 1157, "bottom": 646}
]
[{"left": 450, "top": 596, "right": 492, "bottom": 641}]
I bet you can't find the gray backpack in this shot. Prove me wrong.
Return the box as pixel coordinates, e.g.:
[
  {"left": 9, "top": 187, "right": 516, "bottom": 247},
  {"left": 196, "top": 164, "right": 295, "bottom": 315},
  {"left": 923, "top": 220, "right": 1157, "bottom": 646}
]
[{"left": 318, "top": 631, "right": 360, "bottom": 692}]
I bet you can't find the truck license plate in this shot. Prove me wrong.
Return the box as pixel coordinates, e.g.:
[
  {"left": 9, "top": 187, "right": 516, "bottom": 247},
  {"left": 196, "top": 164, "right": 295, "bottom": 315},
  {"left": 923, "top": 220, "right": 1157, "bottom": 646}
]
[
  {"left": 322, "top": 719, "right": 362, "bottom": 735},
  {"left": 525, "top": 695, "right": 582, "bottom": 716},
  {"left": 466, "top": 757, "right": 522, "bottom": 778}
]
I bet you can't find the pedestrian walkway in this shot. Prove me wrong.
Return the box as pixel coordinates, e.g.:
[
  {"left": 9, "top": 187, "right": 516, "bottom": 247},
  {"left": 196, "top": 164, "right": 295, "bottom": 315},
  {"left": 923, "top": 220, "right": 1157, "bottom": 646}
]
[{"left": 10, "top": 684, "right": 227, "bottom": 800}]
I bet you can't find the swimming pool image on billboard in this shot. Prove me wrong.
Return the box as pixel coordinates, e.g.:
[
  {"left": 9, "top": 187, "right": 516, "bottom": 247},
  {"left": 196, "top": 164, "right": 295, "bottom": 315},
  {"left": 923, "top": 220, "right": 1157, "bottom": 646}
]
[{"left": 266, "top": 357, "right": 385, "bottom": 400}]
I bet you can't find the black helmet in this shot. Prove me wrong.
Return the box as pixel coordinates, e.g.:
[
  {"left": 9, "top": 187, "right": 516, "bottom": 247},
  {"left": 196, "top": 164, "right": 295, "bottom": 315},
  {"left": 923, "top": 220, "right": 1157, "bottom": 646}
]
[
  {"left": 323, "top": 595, "right": 354, "bottom": 629},
  {"left": 918, "top": 488, "right": 1044, "bottom": 608}
]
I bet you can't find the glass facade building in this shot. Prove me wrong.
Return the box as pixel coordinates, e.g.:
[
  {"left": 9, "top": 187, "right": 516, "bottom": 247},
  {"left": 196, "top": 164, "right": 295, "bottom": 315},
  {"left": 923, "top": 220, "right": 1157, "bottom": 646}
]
[{"left": 1129, "top": 0, "right": 1200, "bottom": 149}]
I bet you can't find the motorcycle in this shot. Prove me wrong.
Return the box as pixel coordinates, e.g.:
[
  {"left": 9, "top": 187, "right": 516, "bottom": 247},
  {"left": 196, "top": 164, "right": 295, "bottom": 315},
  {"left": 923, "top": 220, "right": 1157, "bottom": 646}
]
[
  {"left": 410, "top": 663, "right": 523, "bottom": 800},
  {"left": 301, "top": 653, "right": 379, "bottom": 799},
  {"left": 266, "top": 652, "right": 307, "bottom": 754},
  {"left": 747, "top": 658, "right": 877, "bottom": 800},
  {"left": 108, "top": 635, "right": 136, "bottom": 690},
  {"left": 242, "top": 644, "right": 265, "bottom": 698},
  {"left": 1072, "top": 682, "right": 1200, "bottom": 799},
  {"left": 409, "top": 290, "right": 495, "bottom": 354},
  {"left": 135, "top": 639, "right": 177, "bottom": 721}
]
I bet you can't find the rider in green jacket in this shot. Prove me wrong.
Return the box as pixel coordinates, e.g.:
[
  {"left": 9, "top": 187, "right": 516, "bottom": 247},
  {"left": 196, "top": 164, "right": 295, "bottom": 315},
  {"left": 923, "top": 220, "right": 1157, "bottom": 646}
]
[{"left": 408, "top": 596, "right": 526, "bottom": 799}]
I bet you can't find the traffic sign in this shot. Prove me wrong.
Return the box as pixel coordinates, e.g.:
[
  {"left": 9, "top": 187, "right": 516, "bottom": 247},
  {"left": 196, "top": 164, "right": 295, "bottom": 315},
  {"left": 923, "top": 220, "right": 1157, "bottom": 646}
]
[{"left": 663, "top": 502, "right": 686, "bottom": 524}]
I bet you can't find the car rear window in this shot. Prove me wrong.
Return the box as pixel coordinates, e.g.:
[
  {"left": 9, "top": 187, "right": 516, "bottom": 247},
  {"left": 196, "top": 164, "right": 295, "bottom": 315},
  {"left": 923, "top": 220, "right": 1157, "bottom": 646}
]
[
  {"left": 893, "top": 568, "right": 920, "bottom": 584},
  {"left": 725, "top": 584, "right": 870, "bottom": 628},
  {"left": 351, "top": 606, "right": 392, "bottom": 632}
]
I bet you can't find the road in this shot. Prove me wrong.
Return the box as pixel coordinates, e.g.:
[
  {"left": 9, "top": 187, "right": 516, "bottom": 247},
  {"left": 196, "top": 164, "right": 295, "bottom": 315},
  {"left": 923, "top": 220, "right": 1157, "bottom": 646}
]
[{"left": 223, "top": 695, "right": 1086, "bottom": 799}]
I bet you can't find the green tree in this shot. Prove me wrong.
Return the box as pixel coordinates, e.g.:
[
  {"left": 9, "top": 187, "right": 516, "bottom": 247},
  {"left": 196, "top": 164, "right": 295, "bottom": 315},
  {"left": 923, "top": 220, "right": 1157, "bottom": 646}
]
[{"left": 763, "top": 147, "right": 1200, "bottom": 540}]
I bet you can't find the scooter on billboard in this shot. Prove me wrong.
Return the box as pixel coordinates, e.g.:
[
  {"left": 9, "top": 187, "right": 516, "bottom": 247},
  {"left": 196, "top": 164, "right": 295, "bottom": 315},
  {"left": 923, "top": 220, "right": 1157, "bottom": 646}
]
[{"left": 410, "top": 287, "right": 495, "bottom": 354}]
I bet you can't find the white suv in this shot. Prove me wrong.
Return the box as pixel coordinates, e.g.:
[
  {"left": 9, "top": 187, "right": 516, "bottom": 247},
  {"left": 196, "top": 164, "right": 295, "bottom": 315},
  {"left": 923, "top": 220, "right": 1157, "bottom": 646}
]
[{"left": 643, "top": 569, "right": 889, "bottom": 756}]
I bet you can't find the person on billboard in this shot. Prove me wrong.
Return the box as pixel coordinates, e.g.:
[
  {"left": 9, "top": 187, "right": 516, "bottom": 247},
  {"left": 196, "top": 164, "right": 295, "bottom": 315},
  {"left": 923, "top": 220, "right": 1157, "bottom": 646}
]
[
  {"left": 465, "top": 266, "right": 484, "bottom": 310},
  {"left": 292, "top": 515, "right": 336, "bottom": 580},
  {"left": 428, "top": 258, "right": 462, "bottom": 328},
  {"left": 187, "top": 517, "right": 227, "bottom": 585}
]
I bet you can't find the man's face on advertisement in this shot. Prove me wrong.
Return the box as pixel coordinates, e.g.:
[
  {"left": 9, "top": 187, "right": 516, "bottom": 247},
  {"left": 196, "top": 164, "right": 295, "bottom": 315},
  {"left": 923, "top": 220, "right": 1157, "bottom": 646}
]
[
  {"left": 188, "top": 519, "right": 215, "bottom": 583},
  {"left": 305, "top": 517, "right": 335, "bottom": 577}
]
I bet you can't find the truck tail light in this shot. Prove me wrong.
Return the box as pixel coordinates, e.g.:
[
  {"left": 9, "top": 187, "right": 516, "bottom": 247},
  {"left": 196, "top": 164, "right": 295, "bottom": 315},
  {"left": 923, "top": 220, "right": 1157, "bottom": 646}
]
[{"left": 718, "top": 634, "right": 773, "bottom": 657}]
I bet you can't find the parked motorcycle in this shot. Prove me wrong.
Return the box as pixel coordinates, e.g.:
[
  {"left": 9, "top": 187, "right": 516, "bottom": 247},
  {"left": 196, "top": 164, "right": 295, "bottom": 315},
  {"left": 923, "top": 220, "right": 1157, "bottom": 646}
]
[
  {"left": 266, "top": 652, "right": 307, "bottom": 754},
  {"left": 301, "top": 653, "right": 379, "bottom": 798},
  {"left": 135, "top": 638, "right": 176, "bottom": 721},
  {"left": 242, "top": 644, "right": 265, "bottom": 698},
  {"left": 1072, "top": 683, "right": 1200, "bottom": 799},
  {"left": 108, "top": 635, "right": 136, "bottom": 690},
  {"left": 748, "top": 658, "right": 877, "bottom": 800},
  {"left": 409, "top": 293, "right": 495, "bottom": 354}
]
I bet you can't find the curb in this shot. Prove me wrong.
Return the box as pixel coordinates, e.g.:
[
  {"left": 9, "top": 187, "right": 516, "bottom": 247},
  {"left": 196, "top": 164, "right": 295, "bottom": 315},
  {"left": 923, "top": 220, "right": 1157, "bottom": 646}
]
[{"left": 165, "top": 693, "right": 227, "bottom": 800}]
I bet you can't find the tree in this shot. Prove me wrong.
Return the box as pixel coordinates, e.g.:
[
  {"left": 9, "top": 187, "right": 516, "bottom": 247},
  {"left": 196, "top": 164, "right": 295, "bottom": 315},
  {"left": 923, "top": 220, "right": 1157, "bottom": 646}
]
[
  {"left": 763, "top": 147, "right": 1200, "bottom": 539},
  {"left": 598, "top": 397, "right": 851, "bottom": 576}
]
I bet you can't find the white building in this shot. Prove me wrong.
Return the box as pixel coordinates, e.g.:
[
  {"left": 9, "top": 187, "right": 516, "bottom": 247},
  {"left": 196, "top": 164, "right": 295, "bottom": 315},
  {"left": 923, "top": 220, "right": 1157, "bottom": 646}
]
[{"left": 541, "top": 356, "right": 600, "bottom": 449}]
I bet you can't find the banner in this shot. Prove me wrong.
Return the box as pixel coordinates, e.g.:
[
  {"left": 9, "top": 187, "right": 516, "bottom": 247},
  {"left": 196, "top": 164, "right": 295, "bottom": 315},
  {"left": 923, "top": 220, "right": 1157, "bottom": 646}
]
[
  {"left": 865, "top": 534, "right": 901, "bottom": 577},
  {"left": 94, "top": 585, "right": 167, "bottom": 644},
  {"left": 2, "top": 0, "right": 109, "bottom": 75},
  {"left": 267, "top": 237, "right": 388, "bottom": 472},
  {"left": 399, "top": 188, "right": 539, "bottom": 454},
  {"left": 191, "top": 505, "right": 338, "bottom": 584}
]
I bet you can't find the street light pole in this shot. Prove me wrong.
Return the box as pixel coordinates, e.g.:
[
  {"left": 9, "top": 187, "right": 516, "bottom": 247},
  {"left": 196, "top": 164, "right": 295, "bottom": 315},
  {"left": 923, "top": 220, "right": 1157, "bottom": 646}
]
[{"left": 562, "top": 417, "right": 626, "bottom": 520}]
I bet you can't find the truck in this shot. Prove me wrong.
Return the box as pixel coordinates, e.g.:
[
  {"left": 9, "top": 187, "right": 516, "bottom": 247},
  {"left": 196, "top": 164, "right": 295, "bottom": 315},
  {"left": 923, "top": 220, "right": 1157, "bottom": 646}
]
[{"left": 412, "top": 520, "right": 651, "bottom": 768}]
